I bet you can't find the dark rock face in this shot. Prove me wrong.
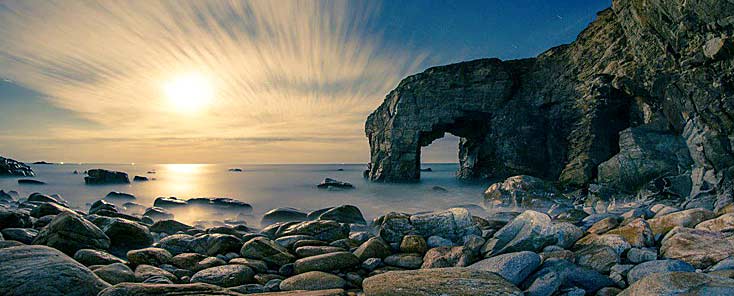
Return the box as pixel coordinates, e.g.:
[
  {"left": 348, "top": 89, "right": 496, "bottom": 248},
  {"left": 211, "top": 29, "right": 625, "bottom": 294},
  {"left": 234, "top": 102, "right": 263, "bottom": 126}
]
[
  {"left": 0, "top": 156, "right": 34, "bottom": 177},
  {"left": 85, "top": 169, "right": 130, "bottom": 185},
  {"left": 365, "top": 0, "right": 734, "bottom": 198},
  {"left": 0, "top": 245, "right": 110, "bottom": 296},
  {"left": 32, "top": 212, "right": 111, "bottom": 255}
]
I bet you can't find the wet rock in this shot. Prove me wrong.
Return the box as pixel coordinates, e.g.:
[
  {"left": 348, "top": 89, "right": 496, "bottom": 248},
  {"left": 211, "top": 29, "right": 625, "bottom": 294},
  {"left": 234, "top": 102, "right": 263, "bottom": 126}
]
[
  {"left": 275, "top": 235, "right": 314, "bottom": 249},
  {"left": 469, "top": 251, "right": 541, "bottom": 285},
  {"left": 74, "top": 249, "right": 126, "bottom": 266},
  {"left": 293, "top": 251, "right": 359, "bottom": 273},
  {"left": 0, "top": 156, "right": 34, "bottom": 177},
  {"left": 28, "top": 192, "right": 69, "bottom": 206},
  {"left": 647, "top": 208, "right": 714, "bottom": 237},
  {"left": 32, "top": 212, "right": 110, "bottom": 255},
  {"left": 295, "top": 246, "right": 344, "bottom": 257},
  {"left": 695, "top": 213, "right": 734, "bottom": 233},
  {"left": 98, "top": 283, "right": 243, "bottom": 296},
  {"left": 280, "top": 271, "right": 346, "bottom": 291},
  {"left": 587, "top": 216, "right": 622, "bottom": 234},
  {"left": 206, "top": 234, "right": 242, "bottom": 256},
  {"left": 192, "top": 257, "right": 226, "bottom": 272},
  {"left": 484, "top": 175, "right": 568, "bottom": 211},
  {"left": 421, "top": 246, "right": 474, "bottom": 268},
  {"left": 94, "top": 263, "right": 135, "bottom": 285},
  {"left": 554, "top": 222, "right": 584, "bottom": 249},
  {"left": 29, "top": 201, "right": 75, "bottom": 217},
  {"left": 229, "top": 257, "right": 268, "bottom": 273},
  {"left": 353, "top": 237, "right": 392, "bottom": 261},
  {"left": 262, "top": 208, "right": 308, "bottom": 226},
  {"left": 143, "top": 207, "right": 174, "bottom": 221},
  {"left": 0, "top": 228, "right": 37, "bottom": 244},
  {"left": 409, "top": 208, "right": 480, "bottom": 243},
  {"left": 316, "top": 178, "right": 354, "bottom": 190},
  {"left": 276, "top": 220, "right": 349, "bottom": 242},
  {"left": 605, "top": 218, "right": 654, "bottom": 248},
  {"left": 619, "top": 272, "right": 734, "bottom": 295},
  {"left": 127, "top": 247, "right": 172, "bottom": 266},
  {"left": 0, "top": 190, "right": 15, "bottom": 202},
  {"left": 190, "top": 264, "right": 254, "bottom": 287},
  {"left": 188, "top": 197, "right": 253, "bottom": 213},
  {"left": 384, "top": 253, "right": 423, "bottom": 269},
  {"left": 171, "top": 253, "right": 207, "bottom": 270},
  {"left": 105, "top": 191, "right": 136, "bottom": 200},
  {"left": 374, "top": 212, "right": 414, "bottom": 243},
  {"left": 362, "top": 257, "right": 382, "bottom": 271},
  {"left": 154, "top": 197, "right": 188, "bottom": 208},
  {"left": 363, "top": 267, "right": 522, "bottom": 295},
  {"left": 522, "top": 258, "right": 616, "bottom": 295},
  {"left": 156, "top": 234, "right": 198, "bottom": 255},
  {"left": 400, "top": 234, "right": 428, "bottom": 254},
  {"left": 150, "top": 219, "right": 193, "bottom": 234},
  {"left": 660, "top": 227, "right": 734, "bottom": 269},
  {"left": 489, "top": 210, "right": 557, "bottom": 255},
  {"left": 575, "top": 245, "right": 620, "bottom": 273},
  {"left": 0, "top": 245, "right": 109, "bottom": 295},
  {"left": 134, "top": 264, "right": 177, "bottom": 282},
  {"left": 89, "top": 199, "right": 118, "bottom": 215},
  {"left": 240, "top": 237, "right": 295, "bottom": 266},
  {"left": 17, "top": 179, "right": 45, "bottom": 185},
  {"left": 315, "top": 205, "right": 366, "bottom": 224},
  {"left": 627, "top": 247, "right": 657, "bottom": 263},
  {"left": 0, "top": 208, "right": 33, "bottom": 229},
  {"left": 90, "top": 216, "right": 153, "bottom": 253},
  {"left": 85, "top": 169, "right": 130, "bottom": 185},
  {"left": 626, "top": 259, "right": 695, "bottom": 284},
  {"left": 426, "top": 235, "right": 454, "bottom": 248},
  {"left": 133, "top": 175, "right": 149, "bottom": 181}
]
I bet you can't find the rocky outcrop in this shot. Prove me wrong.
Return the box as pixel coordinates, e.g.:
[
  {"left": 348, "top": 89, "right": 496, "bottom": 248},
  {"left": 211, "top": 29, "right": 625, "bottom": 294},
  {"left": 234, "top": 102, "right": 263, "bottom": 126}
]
[
  {"left": 85, "top": 169, "right": 130, "bottom": 185},
  {"left": 364, "top": 0, "right": 734, "bottom": 209},
  {"left": 0, "top": 156, "right": 34, "bottom": 176}
]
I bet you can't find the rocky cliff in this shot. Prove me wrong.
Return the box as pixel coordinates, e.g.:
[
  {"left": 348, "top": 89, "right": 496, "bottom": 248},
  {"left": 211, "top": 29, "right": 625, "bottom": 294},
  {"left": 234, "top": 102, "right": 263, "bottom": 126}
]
[{"left": 365, "top": 0, "right": 734, "bottom": 209}]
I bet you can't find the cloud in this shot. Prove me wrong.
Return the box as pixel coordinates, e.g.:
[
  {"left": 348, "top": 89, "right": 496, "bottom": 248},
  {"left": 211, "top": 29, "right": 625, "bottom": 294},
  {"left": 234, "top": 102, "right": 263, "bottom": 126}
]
[{"left": 0, "top": 0, "right": 428, "bottom": 162}]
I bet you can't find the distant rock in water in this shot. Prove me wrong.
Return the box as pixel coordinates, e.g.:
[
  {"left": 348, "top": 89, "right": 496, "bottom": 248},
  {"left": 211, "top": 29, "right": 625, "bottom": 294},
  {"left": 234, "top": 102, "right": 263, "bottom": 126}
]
[
  {"left": 228, "top": 168, "right": 243, "bottom": 172},
  {"left": 105, "top": 191, "right": 136, "bottom": 200},
  {"left": 32, "top": 161, "right": 54, "bottom": 165},
  {"left": 317, "top": 178, "right": 354, "bottom": 190},
  {"left": 432, "top": 186, "right": 448, "bottom": 192},
  {"left": 146, "top": 170, "right": 156, "bottom": 174},
  {"left": 153, "top": 196, "right": 253, "bottom": 213},
  {"left": 133, "top": 175, "right": 149, "bottom": 182},
  {"left": 84, "top": 169, "right": 130, "bottom": 185},
  {"left": 72, "top": 170, "right": 79, "bottom": 174},
  {"left": 420, "top": 168, "right": 433, "bottom": 172},
  {"left": 0, "top": 156, "right": 34, "bottom": 177},
  {"left": 337, "top": 168, "right": 345, "bottom": 171},
  {"left": 261, "top": 207, "right": 308, "bottom": 226},
  {"left": 154, "top": 197, "right": 188, "bottom": 208},
  {"left": 17, "top": 179, "right": 46, "bottom": 185}
]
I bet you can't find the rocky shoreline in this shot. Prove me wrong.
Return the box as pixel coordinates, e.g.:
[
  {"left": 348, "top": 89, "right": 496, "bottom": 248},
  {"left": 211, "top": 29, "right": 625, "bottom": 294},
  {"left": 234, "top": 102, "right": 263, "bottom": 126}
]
[{"left": 2, "top": 178, "right": 734, "bottom": 296}]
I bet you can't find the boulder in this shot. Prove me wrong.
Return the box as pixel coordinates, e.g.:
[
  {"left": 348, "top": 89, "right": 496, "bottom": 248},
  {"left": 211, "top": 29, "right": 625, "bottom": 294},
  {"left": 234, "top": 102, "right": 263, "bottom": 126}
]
[
  {"left": 89, "top": 199, "right": 118, "bottom": 215},
  {"left": 205, "top": 234, "right": 243, "bottom": 256},
  {"left": 619, "top": 272, "right": 734, "bottom": 296},
  {"left": 587, "top": 217, "right": 622, "bottom": 234},
  {"left": 293, "top": 251, "right": 359, "bottom": 273},
  {"left": 316, "top": 178, "right": 354, "bottom": 190},
  {"left": 0, "top": 208, "right": 33, "bottom": 229},
  {"left": 489, "top": 210, "right": 557, "bottom": 255},
  {"left": 127, "top": 247, "right": 173, "bottom": 266},
  {"left": 171, "top": 253, "right": 208, "bottom": 269},
  {"left": 0, "top": 156, "right": 34, "bottom": 176},
  {"left": 695, "top": 213, "right": 734, "bottom": 233},
  {"left": 154, "top": 197, "right": 188, "bottom": 208},
  {"left": 134, "top": 264, "right": 177, "bottom": 282},
  {"left": 0, "top": 245, "right": 109, "bottom": 295},
  {"left": 94, "top": 263, "right": 136, "bottom": 285},
  {"left": 74, "top": 249, "right": 126, "bottom": 266},
  {"left": 275, "top": 220, "right": 349, "bottom": 242},
  {"left": 626, "top": 259, "right": 695, "bottom": 284},
  {"left": 156, "top": 234, "right": 198, "bottom": 255},
  {"left": 421, "top": 246, "right": 474, "bottom": 268},
  {"left": 605, "top": 218, "right": 654, "bottom": 248},
  {"left": 105, "top": 192, "right": 136, "bottom": 200},
  {"left": 133, "top": 176, "right": 149, "bottom": 181},
  {"left": 90, "top": 216, "right": 153, "bottom": 253},
  {"left": 363, "top": 267, "right": 522, "bottom": 295},
  {"left": 240, "top": 237, "right": 295, "bottom": 266},
  {"left": 144, "top": 207, "right": 174, "bottom": 221},
  {"left": 229, "top": 258, "right": 268, "bottom": 273},
  {"left": 85, "top": 169, "right": 130, "bottom": 184},
  {"left": 409, "top": 208, "right": 480, "bottom": 243},
  {"left": 279, "top": 271, "right": 346, "bottom": 291},
  {"left": 18, "top": 179, "right": 45, "bottom": 185},
  {"left": 383, "top": 253, "right": 423, "bottom": 269},
  {"left": 469, "top": 251, "right": 541, "bottom": 285},
  {"left": 574, "top": 234, "right": 631, "bottom": 256},
  {"left": 27, "top": 192, "right": 69, "bottom": 206},
  {"left": 190, "top": 264, "right": 255, "bottom": 287},
  {"left": 32, "top": 212, "right": 111, "bottom": 255},
  {"left": 316, "top": 205, "right": 366, "bottom": 224},
  {"left": 522, "top": 258, "right": 615, "bottom": 295},
  {"left": 295, "top": 246, "right": 345, "bottom": 258},
  {"left": 0, "top": 227, "right": 38, "bottom": 244},
  {"left": 627, "top": 247, "right": 658, "bottom": 263},
  {"left": 575, "top": 245, "right": 620, "bottom": 273},
  {"left": 261, "top": 208, "right": 308, "bottom": 226},
  {"left": 29, "top": 201, "right": 75, "bottom": 217},
  {"left": 150, "top": 219, "right": 193, "bottom": 234},
  {"left": 647, "top": 208, "right": 714, "bottom": 237},
  {"left": 660, "top": 227, "right": 734, "bottom": 269},
  {"left": 188, "top": 197, "right": 252, "bottom": 213},
  {"left": 400, "top": 234, "right": 428, "bottom": 254},
  {"left": 353, "top": 237, "right": 392, "bottom": 261},
  {"left": 374, "top": 212, "right": 414, "bottom": 243},
  {"left": 98, "top": 283, "right": 243, "bottom": 296}
]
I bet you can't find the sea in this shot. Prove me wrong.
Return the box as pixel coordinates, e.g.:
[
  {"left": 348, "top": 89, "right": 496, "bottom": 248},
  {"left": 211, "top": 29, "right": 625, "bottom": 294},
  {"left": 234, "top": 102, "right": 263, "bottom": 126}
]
[{"left": 0, "top": 163, "right": 493, "bottom": 226}]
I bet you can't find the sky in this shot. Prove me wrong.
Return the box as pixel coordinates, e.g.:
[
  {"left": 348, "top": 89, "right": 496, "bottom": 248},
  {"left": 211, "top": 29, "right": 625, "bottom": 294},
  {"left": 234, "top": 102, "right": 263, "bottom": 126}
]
[{"left": 0, "top": 0, "right": 610, "bottom": 164}]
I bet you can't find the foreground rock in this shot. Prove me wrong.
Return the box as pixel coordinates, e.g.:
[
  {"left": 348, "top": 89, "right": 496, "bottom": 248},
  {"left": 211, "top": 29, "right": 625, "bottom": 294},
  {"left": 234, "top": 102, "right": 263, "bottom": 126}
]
[
  {"left": 0, "top": 245, "right": 110, "bottom": 295},
  {"left": 0, "top": 155, "right": 34, "bottom": 176},
  {"left": 620, "top": 272, "right": 734, "bottom": 296},
  {"left": 363, "top": 267, "right": 522, "bottom": 295},
  {"left": 279, "top": 271, "right": 346, "bottom": 291},
  {"left": 98, "top": 283, "right": 243, "bottom": 296},
  {"left": 85, "top": 169, "right": 130, "bottom": 184},
  {"left": 191, "top": 264, "right": 255, "bottom": 287},
  {"left": 32, "top": 212, "right": 111, "bottom": 255},
  {"left": 469, "top": 251, "right": 541, "bottom": 285}
]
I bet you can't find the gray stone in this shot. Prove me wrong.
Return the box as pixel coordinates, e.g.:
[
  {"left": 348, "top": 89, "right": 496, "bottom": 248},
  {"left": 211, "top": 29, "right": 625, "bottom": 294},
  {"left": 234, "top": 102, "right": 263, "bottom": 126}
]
[
  {"left": 261, "top": 208, "right": 308, "bottom": 226},
  {"left": 93, "top": 263, "right": 135, "bottom": 285},
  {"left": 98, "top": 283, "right": 243, "bottom": 296},
  {"left": 619, "top": 272, "right": 734, "bottom": 296},
  {"left": 399, "top": 234, "right": 428, "bottom": 254},
  {"left": 426, "top": 235, "right": 454, "bottom": 248},
  {"left": 316, "top": 205, "right": 366, "bottom": 224},
  {"left": 469, "top": 251, "right": 541, "bottom": 285},
  {"left": 127, "top": 247, "right": 172, "bottom": 266},
  {"left": 240, "top": 237, "right": 295, "bottom": 266},
  {"left": 280, "top": 271, "right": 346, "bottom": 291},
  {"left": 660, "top": 227, "right": 734, "bottom": 269},
  {"left": 627, "top": 259, "right": 695, "bottom": 284},
  {"left": 0, "top": 228, "right": 37, "bottom": 244},
  {"left": 362, "top": 267, "right": 522, "bottom": 295},
  {"left": 150, "top": 219, "right": 192, "bottom": 234},
  {"left": 295, "top": 246, "right": 344, "bottom": 257},
  {"left": 409, "top": 208, "right": 480, "bottom": 243},
  {"left": 85, "top": 169, "right": 130, "bottom": 184},
  {"left": 74, "top": 249, "right": 126, "bottom": 266},
  {"left": 353, "top": 237, "right": 391, "bottom": 261},
  {"left": 275, "top": 220, "right": 349, "bottom": 242},
  {"left": 32, "top": 212, "right": 110, "bottom": 255},
  {"left": 575, "top": 245, "right": 620, "bottom": 273},
  {"left": 384, "top": 253, "right": 423, "bottom": 269},
  {"left": 374, "top": 212, "right": 414, "bottom": 243},
  {"left": 293, "top": 251, "right": 359, "bottom": 273},
  {"left": 490, "top": 210, "right": 557, "bottom": 255},
  {"left": 190, "top": 264, "right": 255, "bottom": 287},
  {"left": 0, "top": 245, "right": 110, "bottom": 295},
  {"left": 421, "top": 246, "right": 474, "bottom": 269},
  {"left": 627, "top": 248, "right": 657, "bottom": 264},
  {"left": 522, "top": 258, "right": 616, "bottom": 296}
]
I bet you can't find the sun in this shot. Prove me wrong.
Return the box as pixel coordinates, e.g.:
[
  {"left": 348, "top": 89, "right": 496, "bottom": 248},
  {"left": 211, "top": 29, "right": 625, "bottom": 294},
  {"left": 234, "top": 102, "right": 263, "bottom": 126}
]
[{"left": 163, "top": 72, "right": 214, "bottom": 113}]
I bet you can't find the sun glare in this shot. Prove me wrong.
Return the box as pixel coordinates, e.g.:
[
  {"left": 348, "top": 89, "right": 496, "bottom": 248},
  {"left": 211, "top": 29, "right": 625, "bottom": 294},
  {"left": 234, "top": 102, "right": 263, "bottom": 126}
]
[{"left": 163, "top": 72, "right": 214, "bottom": 113}]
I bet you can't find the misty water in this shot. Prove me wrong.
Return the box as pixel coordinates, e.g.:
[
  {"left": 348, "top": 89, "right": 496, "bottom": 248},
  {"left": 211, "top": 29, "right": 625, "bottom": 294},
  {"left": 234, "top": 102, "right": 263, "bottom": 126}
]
[{"left": 0, "top": 163, "right": 492, "bottom": 226}]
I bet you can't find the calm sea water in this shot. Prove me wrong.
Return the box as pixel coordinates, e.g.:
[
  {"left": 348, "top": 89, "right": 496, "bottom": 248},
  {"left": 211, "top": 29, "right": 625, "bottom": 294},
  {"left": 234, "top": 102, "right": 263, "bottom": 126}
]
[{"left": 0, "top": 163, "right": 492, "bottom": 225}]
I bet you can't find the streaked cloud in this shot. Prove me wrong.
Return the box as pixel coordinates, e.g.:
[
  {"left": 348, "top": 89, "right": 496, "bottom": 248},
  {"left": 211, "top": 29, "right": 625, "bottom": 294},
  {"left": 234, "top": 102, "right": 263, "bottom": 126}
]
[{"left": 0, "top": 0, "right": 427, "bottom": 162}]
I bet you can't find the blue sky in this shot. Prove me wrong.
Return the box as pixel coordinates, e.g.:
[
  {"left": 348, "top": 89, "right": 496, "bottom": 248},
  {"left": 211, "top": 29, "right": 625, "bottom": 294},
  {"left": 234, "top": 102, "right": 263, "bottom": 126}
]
[{"left": 0, "top": 0, "right": 610, "bottom": 164}]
